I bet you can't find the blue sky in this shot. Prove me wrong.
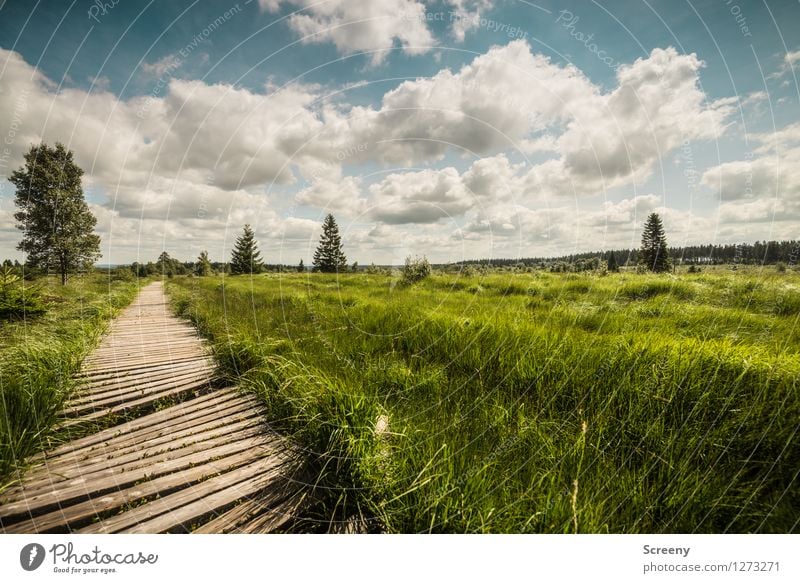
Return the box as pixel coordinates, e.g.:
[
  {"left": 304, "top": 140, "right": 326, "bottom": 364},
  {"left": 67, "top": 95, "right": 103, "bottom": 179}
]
[{"left": 1, "top": 0, "right": 799, "bottom": 264}]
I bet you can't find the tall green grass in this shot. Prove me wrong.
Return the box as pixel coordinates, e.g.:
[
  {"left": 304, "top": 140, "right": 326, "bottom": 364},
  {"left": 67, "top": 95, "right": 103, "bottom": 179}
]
[
  {"left": 0, "top": 274, "right": 139, "bottom": 486},
  {"left": 169, "top": 268, "right": 799, "bottom": 533}
]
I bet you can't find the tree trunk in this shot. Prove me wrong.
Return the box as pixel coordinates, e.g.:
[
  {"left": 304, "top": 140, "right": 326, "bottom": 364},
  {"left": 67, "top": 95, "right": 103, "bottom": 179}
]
[{"left": 61, "top": 270, "right": 67, "bottom": 285}]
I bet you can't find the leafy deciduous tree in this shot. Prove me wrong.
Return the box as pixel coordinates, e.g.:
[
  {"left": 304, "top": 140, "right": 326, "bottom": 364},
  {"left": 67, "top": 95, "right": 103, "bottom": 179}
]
[{"left": 10, "top": 143, "right": 101, "bottom": 284}]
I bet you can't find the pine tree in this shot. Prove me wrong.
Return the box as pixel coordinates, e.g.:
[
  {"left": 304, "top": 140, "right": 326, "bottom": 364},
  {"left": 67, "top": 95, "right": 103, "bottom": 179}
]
[
  {"left": 196, "top": 250, "right": 212, "bottom": 276},
  {"left": 297, "top": 258, "right": 305, "bottom": 273},
  {"left": 229, "top": 224, "right": 263, "bottom": 274},
  {"left": 312, "top": 214, "right": 347, "bottom": 273},
  {"left": 10, "top": 143, "right": 101, "bottom": 284},
  {"left": 639, "top": 212, "right": 670, "bottom": 273},
  {"left": 607, "top": 250, "right": 619, "bottom": 272}
]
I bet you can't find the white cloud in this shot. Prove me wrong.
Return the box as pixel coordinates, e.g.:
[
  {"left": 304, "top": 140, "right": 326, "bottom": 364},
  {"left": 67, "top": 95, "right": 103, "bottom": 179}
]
[
  {"left": 296, "top": 175, "right": 365, "bottom": 214},
  {"left": 369, "top": 167, "right": 473, "bottom": 224},
  {"left": 701, "top": 124, "right": 800, "bottom": 203},
  {"left": 769, "top": 48, "right": 800, "bottom": 80},
  {"left": 330, "top": 42, "right": 731, "bottom": 204},
  {"left": 140, "top": 54, "right": 182, "bottom": 78},
  {"left": 446, "top": 0, "right": 495, "bottom": 42},
  {"left": 261, "top": 0, "right": 435, "bottom": 65}
]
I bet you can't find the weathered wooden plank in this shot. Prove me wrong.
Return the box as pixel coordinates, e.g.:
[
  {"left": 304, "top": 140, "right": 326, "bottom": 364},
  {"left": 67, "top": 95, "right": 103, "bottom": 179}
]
[
  {"left": 77, "top": 356, "right": 212, "bottom": 378},
  {"left": 18, "top": 415, "right": 263, "bottom": 492},
  {"left": 38, "top": 388, "right": 245, "bottom": 459},
  {"left": 0, "top": 435, "right": 279, "bottom": 522},
  {"left": 87, "top": 459, "right": 292, "bottom": 533},
  {"left": 17, "top": 413, "right": 266, "bottom": 490},
  {"left": 2, "top": 447, "right": 274, "bottom": 534},
  {"left": 66, "top": 369, "right": 215, "bottom": 413},
  {"left": 59, "top": 377, "right": 215, "bottom": 425},
  {"left": 29, "top": 395, "right": 258, "bottom": 470}
]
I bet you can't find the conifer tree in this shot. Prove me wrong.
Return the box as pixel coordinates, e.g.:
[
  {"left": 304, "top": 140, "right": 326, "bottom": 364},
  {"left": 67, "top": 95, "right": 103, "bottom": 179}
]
[
  {"left": 297, "top": 258, "right": 305, "bottom": 273},
  {"left": 607, "top": 250, "right": 619, "bottom": 272},
  {"left": 10, "top": 143, "right": 101, "bottom": 284},
  {"left": 230, "top": 224, "right": 263, "bottom": 274},
  {"left": 639, "top": 213, "right": 670, "bottom": 273},
  {"left": 312, "top": 214, "right": 347, "bottom": 273}
]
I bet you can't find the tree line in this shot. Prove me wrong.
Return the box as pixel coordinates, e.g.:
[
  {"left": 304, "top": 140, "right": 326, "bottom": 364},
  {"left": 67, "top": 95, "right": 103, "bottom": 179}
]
[
  {"left": 460, "top": 228, "right": 798, "bottom": 271},
  {"left": 5, "top": 143, "right": 797, "bottom": 282}
]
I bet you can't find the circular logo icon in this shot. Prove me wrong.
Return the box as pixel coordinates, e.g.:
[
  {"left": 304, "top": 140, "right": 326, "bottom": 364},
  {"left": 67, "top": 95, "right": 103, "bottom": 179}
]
[{"left": 20, "top": 543, "right": 46, "bottom": 571}]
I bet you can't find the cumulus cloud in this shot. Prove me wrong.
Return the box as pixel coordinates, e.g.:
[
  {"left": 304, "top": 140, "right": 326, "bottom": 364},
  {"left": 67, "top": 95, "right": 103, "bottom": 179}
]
[
  {"left": 328, "top": 42, "right": 732, "bottom": 203},
  {"left": 768, "top": 48, "right": 800, "bottom": 80},
  {"left": 369, "top": 167, "right": 473, "bottom": 224},
  {"left": 260, "top": 0, "right": 435, "bottom": 65},
  {"left": 701, "top": 123, "right": 800, "bottom": 204},
  {"left": 446, "top": 0, "right": 495, "bottom": 42}
]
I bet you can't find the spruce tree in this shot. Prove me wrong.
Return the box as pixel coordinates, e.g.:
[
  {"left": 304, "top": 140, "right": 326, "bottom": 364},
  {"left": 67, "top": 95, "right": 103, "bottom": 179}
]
[
  {"left": 230, "top": 224, "right": 263, "bottom": 274},
  {"left": 297, "top": 258, "right": 305, "bottom": 273},
  {"left": 196, "top": 250, "right": 212, "bottom": 276},
  {"left": 639, "top": 212, "right": 670, "bottom": 273},
  {"left": 607, "top": 250, "right": 619, "bottom": 272},
  {"left": 312, "top": 214, "right": 347, "bottom": 273},
  {"left": 10, "top": 143, "right": 101, "bottom": 284}
]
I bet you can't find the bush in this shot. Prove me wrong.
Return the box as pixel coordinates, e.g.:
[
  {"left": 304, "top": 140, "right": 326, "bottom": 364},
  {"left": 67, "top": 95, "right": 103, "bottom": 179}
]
[
  {"left": 0, "top": 266, "right": 46, "bottom": 319},
  {"left": 776, "top": 262, "right": 787, "bottom": 273},
  {"left": 402, "top": 255, "right": 431, "bottom": 284}
]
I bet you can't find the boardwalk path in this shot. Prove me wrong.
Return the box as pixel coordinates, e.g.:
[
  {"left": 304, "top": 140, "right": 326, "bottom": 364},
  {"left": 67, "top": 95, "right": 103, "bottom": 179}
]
[{"left": 0, "top": 282, "right": 308, "bottom": 533}]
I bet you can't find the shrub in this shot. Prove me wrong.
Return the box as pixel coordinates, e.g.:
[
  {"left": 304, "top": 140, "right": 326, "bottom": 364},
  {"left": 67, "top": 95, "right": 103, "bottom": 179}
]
[
  {"left": 0, "top": 266, "right": 46, "bottom": 319},
  {"left": 402, "top": 255, "right": 431, "bottom": 284},
  {"left": 776, "top": 262, "right": 787, "bottom": 273}
]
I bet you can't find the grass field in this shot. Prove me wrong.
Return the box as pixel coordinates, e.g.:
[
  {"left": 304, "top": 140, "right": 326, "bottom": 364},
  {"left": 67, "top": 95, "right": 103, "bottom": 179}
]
[
  {"left": 0, "top": 274, "right": 139, "bottom": 485},
  {"left": 168, "top": 267, "right": 800, "bottom": 533}
]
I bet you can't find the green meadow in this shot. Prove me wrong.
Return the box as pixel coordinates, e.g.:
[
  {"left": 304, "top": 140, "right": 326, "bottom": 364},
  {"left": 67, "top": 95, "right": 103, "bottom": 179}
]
[{"left": 168, "top": 267, "right": 800, "bottom": 533}]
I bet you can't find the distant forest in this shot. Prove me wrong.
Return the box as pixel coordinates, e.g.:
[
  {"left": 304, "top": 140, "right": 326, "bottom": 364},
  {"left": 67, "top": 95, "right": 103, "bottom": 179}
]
[{"left": 456, "top": 240, "right": 800, "bottom": 269}]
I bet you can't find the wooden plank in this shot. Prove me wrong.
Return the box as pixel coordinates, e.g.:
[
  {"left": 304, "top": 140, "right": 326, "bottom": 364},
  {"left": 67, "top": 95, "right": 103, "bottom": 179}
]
[
  {"left": 236, "top": 491, "right": 309, "bottom": 533},
  {"left": 18, "top": 414, "right": 266, "bottom": 490},
  {"left": 73, "top": 360, "right": 212, "bottom": 397},
  {"left": 66, "top": 369, "right": 215, "bottom": 413},
  {"left": 60, "top": 376, "right": 215, "bottom": 425},
  {"left": 85, "top": 459, "right": 293, "bottom": 533},
  {"left": 39, "top": 389, "right": 245, "bottom": 459},
  {"left": 30, "top": 395, "right": 259, "bottom": 470},
  {"left": 2, "top": 447, "right": 274, "bottom": 534},
  {"left": 0, "top": 435, "right": 278, "bottom": 522},
  {"left": 193, "top": 483, "right": 308, "bottom": 534},
  {"left": 77, "top": 356, "right": 212, "bottom": 379}
]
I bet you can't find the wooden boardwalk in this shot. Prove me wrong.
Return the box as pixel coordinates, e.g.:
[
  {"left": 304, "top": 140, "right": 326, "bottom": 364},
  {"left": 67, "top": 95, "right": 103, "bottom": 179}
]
[{"left": 0, "top": 282, "right": 309, "bottom": 533}]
